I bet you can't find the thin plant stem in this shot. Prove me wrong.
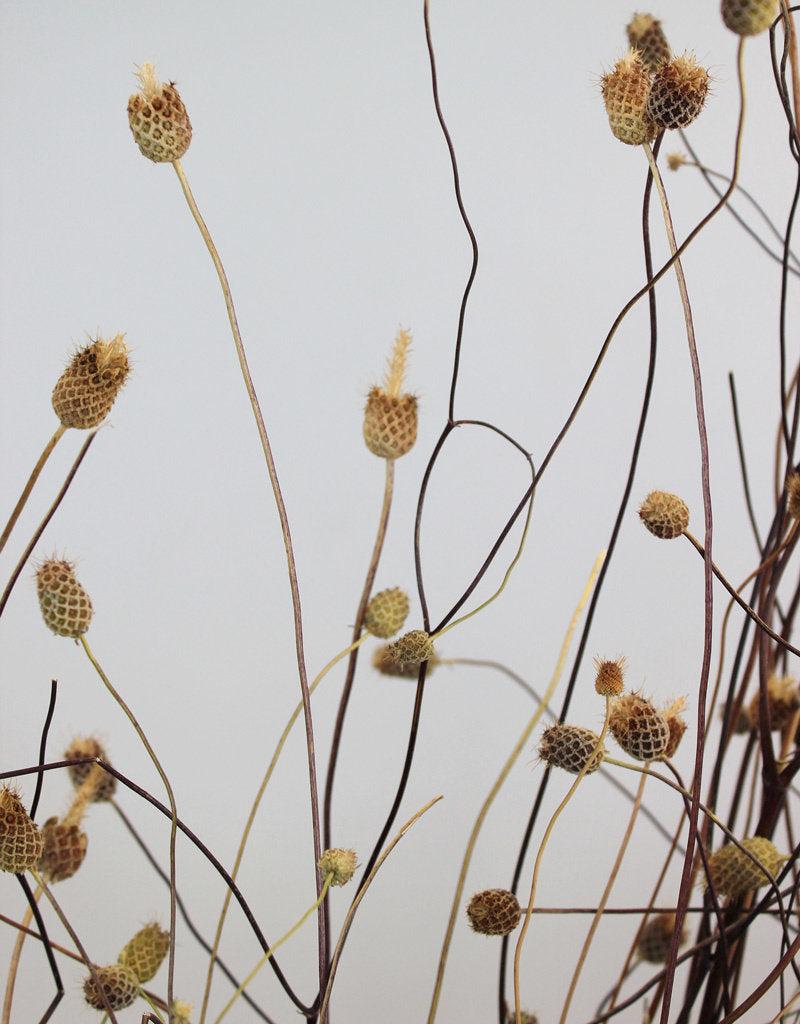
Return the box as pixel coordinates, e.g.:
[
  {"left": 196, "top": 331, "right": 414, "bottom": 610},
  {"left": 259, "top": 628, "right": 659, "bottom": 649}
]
[
  {"left": 2, "top": 894, "right": 40, "bottom": 1024},
  {"left": 0, "top": 424, "right": 66, "bottom": 556}
]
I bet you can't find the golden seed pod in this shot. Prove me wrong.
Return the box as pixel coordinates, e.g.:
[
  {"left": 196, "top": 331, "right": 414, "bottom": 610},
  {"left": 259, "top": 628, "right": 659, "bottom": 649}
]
[
  {"left": 127, "top": 63, "right": 192, "bottom": 162},
  {"left": 601, "top": 51, "right": 658, "bottom": 146},
  {"left": 364, "top": 587, "right": 411, "bottom": 639},
  {"left": 36, "top": 558, "right": 93, "bottom": 638},
  {"left": 466, "top": 889, "right": 521, "bottom": 936},
  {"left": 786, "top": 473, "right": 800, "bottom": 519},
  {"left": 538, "top": 724, "right": 605, "bottom": 775},
  {"left": 706, "top": 836, "right": 786, "bottom": 900},
  {"left": 52, "top": 334, "right": 130, "bottom": 430},
  {"left": 372, "top": 642, "right": 439, "bottom": 678},
  {"left": 609, "top": 692, "right": 671, "bottom": 761},
  {"left": 748, "top": 675, "right": 800, "bottom": 731},
  {"left": 363, "top": 388, "right": 418, "bottom": 459},
  {"left": 639, "top": 490, "right": 689, "bottom": 539},
  {"left": 384, "top": 629, "right": 434, "bottom": 672},
  {"left": 39, "top": 817, "right": 88, "bottom": 882},
  {"left": 118, "top": 922, "right": 170, "bottom": 984},
  {"left": 636, "top": 912, "right": 688, "bottom": 963},
  {"left": 661, "top": 696, "right": 689, "bottom": 757},
  {"left": 0, "top": 788, "right": 43, "bottom": 873},
  {"left": 83, "top": 963, "right": 139, "bottom": 1011},
  {"left": 594, "top": 656, "right": 626, "bottom": 697},
  {"left": 721, "top": 0, "right": 779, "bottom": 35},
  {"left": 318, "top": 848, "right": 359, "bottom": 887},
  {"left": 626, "top": 13, "right": 671, "bottom": 73},
  {"left": 64, "top": 736, "right": 117, "bottom": 802},
  {"left": 646, "top": 54, "right": 710, "bottom": 130}
]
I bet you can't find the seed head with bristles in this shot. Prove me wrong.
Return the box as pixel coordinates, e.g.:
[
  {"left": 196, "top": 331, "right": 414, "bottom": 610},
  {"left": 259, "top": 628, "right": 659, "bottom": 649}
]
[
  {"left": 52, "top": 334, "right": 130, "bottom": 430},
  {"left": 39, "top": 817, "right": 88, "bottom": 882},
  {"left": 83, "top": 963, "right": 139, "bottom": 1011},
  {"left": 538, "top": 724, "right": 605, "bottom": 775},
  {"left": 64, "top": 736, "right": 117, "bottom": 802},
  {"left": 0, "top": 787, "right": 43, "bottom": 873},
  {"left": 609, "top": 692, "right": 670, "bottom": 761},
  {"left": 318, "top": 848, "right": 358, "bottom": 886},
  {"left": 647, "top": 53, "right": 710, "bottom": 130},
  {"left": 594, "top": 656, "right": 626, "bottom": 696},
  {"left": 466, "top": 889, "right": 521, "bottom": 936},
  {"left": 626, "top": 13, "right": 671, "bottom": 73},
  {"left": 364, "top": 587, "right": 410, "bottom": 639},
  {"left": 748, "top": 675, "right": 800, "bottom": 731},
  {"left": 118, "top": 922, "right": 170, "bottom": 983},
  {"left": 721, "top": 0, "right": 779, "bottom": 36},
  {"left": 705, "top": 836, "right": 786, "bottom": 900},
  {"left": 661, "top": 696, "right": 689, "bottom": 757},
  {"left": 36, "top": 558, "right": 93, "bottom": 637},
  {"left": 639, "top": 490, "right": 689, "bottom": 539},
  {"left": 384, "top": 629, "right": 434, "bottom": 672},
  {"left": 363, "top": 328, "right": 418, "bottom": 459},
  {"left": 667, "top": 151, "right": 688, "bottom": 171},
  {"left": 636, "top": 912, "right": 688, "bottom": 963},
  {"left": 372, "top": 642, "right": 439, "bottom": 678},
  {"left": 127, "top": 62, "right": 192, "bottom": 162},
  {"left": 600, "top": 51, "right": 658, "bottom": 146}
]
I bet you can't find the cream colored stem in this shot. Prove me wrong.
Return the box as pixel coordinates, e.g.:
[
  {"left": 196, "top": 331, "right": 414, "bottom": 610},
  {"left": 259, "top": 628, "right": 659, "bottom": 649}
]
[
  {"left": 1, "top": 893, "right": 40, "bottom": 1024},
  {"left": 0, "top": 424, "right": 66, "bottom": 555}
]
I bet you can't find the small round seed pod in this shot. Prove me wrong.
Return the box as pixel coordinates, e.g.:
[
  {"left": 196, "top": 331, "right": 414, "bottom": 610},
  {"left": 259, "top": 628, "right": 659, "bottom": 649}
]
[
  {"left": 787, "top": 473, "right": 800, "bottom": 519},
  {"left": 384, "top": 629, "right": 434, "bottom": 672},
  {"left": 661, "top": 696, "right": 689, "bottom": 757},
  {"left": 626, "top": 13, "right": 671, "bottom": 73},
  {"left": 538, "top": 724, "right": 605, "bottom": 775},
  {"left": 52, "top": 334, "right": 130, "bottom": 430},
  {"left": 647, "top": 54, "right": 710, "bottom": 130},
  {"left": 466, "top": 889, "right": 521, "bottom": 936},
  {"left": 721, "top": 0, "right": 779, "bottom": 35},
  {"left": 39, "top": 817, "right": 88, "bottom": 882},
  {"left": 363, "top": 388, "right": 418, "bottom": 459},
  {"left": 0, "top": 788, "right": 43, "bottom": 873},
  {"left": 748, "top": 675, "right": 800, "bottom": 731},
  {"left": 36, "top": 558, "right": 93, "bottom": 637},
  {"left": 609, "top": 692, "right": 670, "bottom": 761},
  {"left": 318, "top": 848, "right": 358, "bottom": 887},
  {"left": 639, "top": 490, "right": 689, "bottom": 539},
  {"left": 127, "top": 63, "right": 192, "bottom": 162},
  {"left": 706, "top": 836, "right": 786, "bottom": 900},
  {"left": 83, "top": 963, "right": 139, "bottom": 1011},
  {"left": 364, "top": 588, "right": 410, "bottom": 639},
  {"left": 372, "top": 642, "right": 438, "bottom": 678},
  {"left": 601, "top": 51, "right": 658, "bottom": 146},
  {"left": 636, "top": 912, "right": 688, "bottom": 963},
  {"left": 64, "top": 737, "right": 117, "bottom": 802},
  {"left": 118, "top": 922, "right": 170, "bottom": 984},
  {"left": 594, "top": 656, "right": 626, "bottom": 697}
]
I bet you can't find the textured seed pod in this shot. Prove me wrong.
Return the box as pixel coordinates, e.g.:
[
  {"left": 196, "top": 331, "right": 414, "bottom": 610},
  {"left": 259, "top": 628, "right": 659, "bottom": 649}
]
[
  {"left": 318, "top": 848, "right": 358, "bottom": 887},
  {"left": 601, "top": 51, "right": 658, "bottom": 146},
  {"left": 787, "top": 473, "right": 800, "bottom": 519},
  {"left": 0, "top": 788, "right": 43, "bottom": 873},
  {"left": 661, "top": 696, "right": 689, "bottom": 757},
  {"left": 64, "top": 736, "right": 117, "bottom": 802},
  {"left": 118, "top": 922, "right": 170, "bottom": 984},
  {"left": 647, "top": 54, "right": 709, "bottom": 130},
  {"left": 748, "top": 675, "right": 800, "bottom": 731},
  {"left": 39, "top": 817, "right": 88, "bottom": 882},
  {"left": 372, "top": 642, "right": 438, "bottom": 678},
  {"left": 52, "top": 334, "right": 130, "bottom": 430},
  {"left": 706, "top": 837, "right": 786, "bottom": 899},
  {"left": 83, "top": 963, "right": 139, "bottom": 1011},
  {"left": 639, "top": 490, "right": 689, "bottom": 539},
  {"left": 721, "top": 0, "right": 779, "bottom": 35},
  {"left": 609, "top": 692, "right": 670, "bottom": 761},
  {"left": 385, "top": 629, "right": 434, "bottom": 672},
  {"left": 636, "top": 913, "right": 688, "bottom": 963},
  {"left": 363, "top": 388, "right": 418, "bottom": 459},
  {"left": 467, "top": 889, "right": 521, "bottom": 936},
  {"left": 36, "top": 558, "right": 93, "bottom": 637},
  {"left": 364, "top": 587, "right": 410, "bottom": 639},
  {"left": 594, "top": 656, "right": 626, "bottom": 697},
  {"left": 627, "top": 14, "right": 671, "bottom": 73},
  {"left": 538, "top": 724, "right": 605, "bottom": 775},
  {"left": 127, "top": 63, "right": 192, "bottom": 162}
]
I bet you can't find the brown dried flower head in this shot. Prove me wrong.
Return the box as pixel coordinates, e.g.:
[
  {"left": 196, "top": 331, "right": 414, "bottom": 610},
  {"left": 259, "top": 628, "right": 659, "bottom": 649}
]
[
  {"left": 601, "top": 51, "right": 658, "bottom": 146},
  {"left": 647, "top": 53, "right": 710, "bottom": 130},
  {"left": 594, "top": 656, "right": 626, "bottom": 697},
  {"left": 538, "top": 724, "right": 605, "bottom": 775},
  {"left": 36, "top": 558, "right": 93, "bottom": 637},
  {"left": 609, "top": 692, "right": 670, "bottom": 761},
  {"left": 747, "top": 675, "right": 800, "bottom": 732},
  {"left": 39, "top": 817, "right": 88, "bottom": 882},
  {"left": 83, "top": 963, "right": 139, "bottom": 1011},
  {"left": 721, "top": 0, "right": 779, "bottom": 36},
  {"left": 363, "top": 328, "right": 418, "bottom": 459},
  {"left": 372, "top": 642, "right": 438, "bottom": 678},
  {"left": 127, "top": 62, "right": 192, "bottom": 162},
  {"left": 661, "top": 696, "right": 689, "bottom": 757},
  {"left": 0, "top": 788, "right": 43, "bottom": 873},
  {"left": 706, "top": 837, "right": 786, "bottom": 900},
  {"left": 626, "top": 13, "right": 671, "bottom": 73},
  {"left": 639, "top": 490, "right": 689, "bottom": 539},
  {"left": 64, "top": 736, "right": 117, "bottom": 802},
  {"left": 318, "top": 848, "right": 359, "bottom": 887},
  {"left": 384, "top": 629, "right": 434, "bottom": 672},
  {"left": 52, "top": 334, "right": 130, "bottom": 430},
  {"left": 118, "top": 922, "right": 170, "bottom": 984},
  {"left": 364, "top": 587, "right": 410, "bottom": 639},
  {"left": 466, "top": 889, "right": 521, "bottom": 936},
  {"left": 636, "top": 912, "right": 688, "bottom": 963}
]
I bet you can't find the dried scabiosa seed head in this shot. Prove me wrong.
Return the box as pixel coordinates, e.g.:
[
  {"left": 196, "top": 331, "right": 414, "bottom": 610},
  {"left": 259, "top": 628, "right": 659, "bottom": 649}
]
[
  {"left": 83, "top": 963, "right": 139, "bottom": 1011},
  {"left": 747, "top": 675, "right": 800, "bottom": 731},
  {"left": 318, "top": 848, "right": 359, "bottom": 887},
  {"left": 538, "top": 724, "right": 605, "bottom": 775},
  {"left": 721, "top": 0, "right": 779, "bottom": 35},
  {"left": 627, "top": 13, "right": 671, "bottom": 73},
  {"left": 363, "top": 327, "right": 417, "bottom": 459},
  {"left": 384, "top": 629, "right": 434, "bottom": 672},
  {"left": 639, "top": 490, "right": 689, "bottom": 539},
  {"left": 601, "top": 51, "right": 658, "bottom": 146},
  {"left": 0, "top": 788, "right": 43, "bottom": 873},
  {"left": 466, "top": 889, "right": 521, "bottom": 936},
  {"left": 364, "top": 587, "right": 410, "bottom": 639},
  {"left": 594, "top": 656, "right": 626, "bottom": 697},
  {"left": 118, "top": 922, "right": 170, "bottom": 984},
  {"left": 52, "top": 334, "right": 130, "bottom": 430},
  {"left": 706, "top": 837, "right": 786, "bottom": 900},
  {"left": 647, "top": 53, "right": 710, "bottom": 130},
  {"left": 39, "top": 817, "right": 88, "bottom": 882},
  {"left": 64, "top": 736, "right": 117, "bottom": 802},
  {"left": 661, "top": 696, "right": 689, "bottom": 757},
  {"left": 36, "top": 558, "right": 93, "bottom": 638},
  {"left": 127, "top": 62, "right": 192, "bottom": 162},
  {"left": 609, "top": 692, "right": 670, "bottom": 761},
  {"left": 636, "top": 912, "right": 688, "bottom": 963},
  {"left": 372, "top": 642, "right": 438, "bottom": 678}
]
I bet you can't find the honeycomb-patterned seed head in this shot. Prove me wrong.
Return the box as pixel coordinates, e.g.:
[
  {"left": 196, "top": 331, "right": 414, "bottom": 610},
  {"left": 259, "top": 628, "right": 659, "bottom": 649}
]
[
  {"left": 627, "top": 13, "right": 671, "bottom": 73},
  {"left": 538, "top": 724, "right": 605, "bottom": 775},
  {"left": 36, "top": 558, "right": 93, "bottom": 638},
  {"left": 64, "top": 736, "right": 117, "bottom": 802},
  {"left": 363, "top": 388, "right": 418, "bottom": 459},
  {"left": 83, "top": 963, "right": 139, "bottom": 1011},
  {"left": 609, "top": 692, "right": 670, "bottom": 761},
  {"left": 721, "top": 0, "right": 779, "bottom": 35},
  {"left": 0, "top": 788, "right": 43, "bottom": 873},
  {"left": 639, "top": 490, "right": 689, "bottom": 539},
  {"left": 636, "top": 913, "right": 688, "bottom": 963},
  {"left": 748, "top": 675, "right": 800, "bottom": 731},
  {"left": 466, "top": 889, "right": 521, "bottom": 936},
  {"left": 661, "top": 696, "right": 689, "bottom": 757},
  {"left": 364, "top": 587, "right": 410, "bottom": 639},
  {"left": 118, "top": 922, "right": 170, "bottom": 984},
  {"left": 384, "top": 630, "right": 434, "bottom": 672},
  {"left": 127, "top": 62, "right": 192, "bottom": 162},
  {"left": 787, "top": 473, "right": 800, "bottom": 519},
  {"left": 372, "top": 642, "right": 439, "bottom": 678},
  {"left": 39, "top": 817, "right": 88, "bottom": 882},
  {"left": 318, "top": 848, "right": 358, "bottom": 887},
  {"left": 706, "top": 836, "right": 786, "bottom": 900},
  {"left": 594, "top": 656, "right": 626, "bottom": 697},
  {"left": 601, "top": 51, "right": 658, "bottom": 146},
  {"left": 646, "top": 53, "right": 710, "bottom": 130},
  {"left": 52, "top": 334, "right": 130, "bottom": 430}
]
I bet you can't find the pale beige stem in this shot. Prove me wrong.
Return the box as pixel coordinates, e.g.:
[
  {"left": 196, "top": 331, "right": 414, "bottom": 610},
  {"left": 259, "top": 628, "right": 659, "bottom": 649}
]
[
  {"left": 1, "top": 892, "right": 40, "bottom": 1024},
  {"left": 0, "top": 424, "right": 66, "bottom": 555}
]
